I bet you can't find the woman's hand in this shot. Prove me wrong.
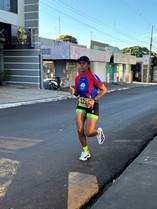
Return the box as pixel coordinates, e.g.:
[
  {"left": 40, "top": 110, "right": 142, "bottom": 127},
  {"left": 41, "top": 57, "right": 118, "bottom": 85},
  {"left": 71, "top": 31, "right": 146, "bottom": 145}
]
[
  {"left": 87, "top": 98, "right": 95, "bottom": 109},
  {"left": 70, "top": 86, "right": 75, "bottom": 95}
]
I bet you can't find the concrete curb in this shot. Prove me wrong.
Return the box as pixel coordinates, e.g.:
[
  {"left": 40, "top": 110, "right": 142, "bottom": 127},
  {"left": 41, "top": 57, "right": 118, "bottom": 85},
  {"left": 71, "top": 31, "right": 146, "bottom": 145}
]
[
  {"left": 0, "top": 88, "right": 124, "bottom": 109},
  {"left": 0, "top": 84, "right": 155, "bottom": 109},
  {"left": 0, "top": 95, "right": 71, "bottom": 109}
]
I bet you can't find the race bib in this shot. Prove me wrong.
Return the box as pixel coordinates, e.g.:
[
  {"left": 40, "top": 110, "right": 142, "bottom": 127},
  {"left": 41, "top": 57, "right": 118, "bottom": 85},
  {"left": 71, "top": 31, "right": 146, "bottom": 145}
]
[{"left": 78, "top": 97, "right": 89, "bottom": 108}]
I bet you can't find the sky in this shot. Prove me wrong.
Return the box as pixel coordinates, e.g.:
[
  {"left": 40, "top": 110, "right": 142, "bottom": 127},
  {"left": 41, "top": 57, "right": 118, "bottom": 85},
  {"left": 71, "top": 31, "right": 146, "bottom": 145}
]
[{"left": 39, "top": 0, "right": 157, "bottom": 51}]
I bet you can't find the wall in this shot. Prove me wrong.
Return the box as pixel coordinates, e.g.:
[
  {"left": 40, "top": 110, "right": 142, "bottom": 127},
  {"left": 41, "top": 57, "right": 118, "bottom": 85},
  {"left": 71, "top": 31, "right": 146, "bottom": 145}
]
[
  {"left": 55, "top": 60, "right": 66, "bottom": 77},
  {"left": 106, "top": 64, "right": 114, "bottom": 83},
  {"left": 4, "top": 49, "right": 40, "bottom": 85},
  {"left": 3, "top": 0, "right": 41, "bottom": 87},
  {"left": 153, "top": 66, "right": 157, "bottom": 82},
  {"left": 124, "top": 64, "right": 131, "bottom": 83},
  {"left": 70, "top": 45, "right": 111, "bottom": 62},
  {"left": 93, "top": 62, "right": 106, "bottom": 82},
  {"left": 0, "top": 0, "right": 24, "bottom": 26}
]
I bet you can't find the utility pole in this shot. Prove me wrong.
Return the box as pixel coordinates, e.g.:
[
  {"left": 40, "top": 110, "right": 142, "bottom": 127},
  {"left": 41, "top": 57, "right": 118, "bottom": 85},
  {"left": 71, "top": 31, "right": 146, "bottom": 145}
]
[
  {"left": 147, "top": 25, "right": 153, "bottom": 82},
  {"left": 58, "top": 16, "right": 61, "bottom": 36}
]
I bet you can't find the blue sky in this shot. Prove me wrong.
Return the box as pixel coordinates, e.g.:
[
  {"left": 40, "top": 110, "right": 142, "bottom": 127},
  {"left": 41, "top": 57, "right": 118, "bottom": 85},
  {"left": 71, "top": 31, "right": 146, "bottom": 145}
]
[{"left": 39, "top": 0, "right": 157, "bottom": 51}]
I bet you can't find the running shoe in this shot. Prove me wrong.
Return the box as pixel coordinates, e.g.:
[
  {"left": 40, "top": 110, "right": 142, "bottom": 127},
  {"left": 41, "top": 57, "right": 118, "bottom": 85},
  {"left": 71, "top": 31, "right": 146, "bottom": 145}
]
[
  {"left": 79, "top": 151, "right": 91, "bottom": 161},
  {"left": 96, "top": 127, "right": 105, "bottom": 144}
]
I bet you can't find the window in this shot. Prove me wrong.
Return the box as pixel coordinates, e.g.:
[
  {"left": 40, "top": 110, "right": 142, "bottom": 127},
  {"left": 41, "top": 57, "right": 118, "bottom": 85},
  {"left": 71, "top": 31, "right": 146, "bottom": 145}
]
[{"left": 0, "top": 0, "right": 17, "bottom": 13}]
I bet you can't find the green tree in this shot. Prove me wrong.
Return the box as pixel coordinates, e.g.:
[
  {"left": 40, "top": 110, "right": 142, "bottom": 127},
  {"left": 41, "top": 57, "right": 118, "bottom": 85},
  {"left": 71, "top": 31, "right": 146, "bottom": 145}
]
[
  {"left": 56, "top": 35, "right": 78, "bottom": 44},
  {"left": 151, "top": 51, "right": 157, "bottom": 57},
  {"left": 121, "top": 46, "right": 149, "bottom": 57}
]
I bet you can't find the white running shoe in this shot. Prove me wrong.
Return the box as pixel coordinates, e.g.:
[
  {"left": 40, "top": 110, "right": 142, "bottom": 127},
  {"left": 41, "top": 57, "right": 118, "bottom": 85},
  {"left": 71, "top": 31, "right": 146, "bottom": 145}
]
[
  {"left": 96, "top": 127, "right": 105, "bottom": 144},
  {"left": 79, "top": 151, "right": 91, "bottom": 161}
]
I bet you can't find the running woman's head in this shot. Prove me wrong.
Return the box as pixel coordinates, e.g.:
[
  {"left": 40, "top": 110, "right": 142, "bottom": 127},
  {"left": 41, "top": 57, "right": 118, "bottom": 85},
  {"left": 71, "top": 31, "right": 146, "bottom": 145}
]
[{"left": 77, "top": 56, "right": 91, "bottom": 74}]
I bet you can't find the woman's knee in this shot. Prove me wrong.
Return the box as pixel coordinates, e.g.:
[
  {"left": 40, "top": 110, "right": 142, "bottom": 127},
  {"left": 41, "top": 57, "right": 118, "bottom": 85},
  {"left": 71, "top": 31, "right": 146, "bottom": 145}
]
[
  {"left": 85, "top": 129, "right": 93, "bottom": 137},
  {"left": 77, "top": 127, "right": 84, "bottom": 136}
]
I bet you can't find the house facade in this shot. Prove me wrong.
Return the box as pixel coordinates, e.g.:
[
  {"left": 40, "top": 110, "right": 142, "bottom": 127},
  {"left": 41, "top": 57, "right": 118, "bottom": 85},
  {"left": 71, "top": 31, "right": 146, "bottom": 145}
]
[
  {"left": 0, "top": 0, "right": 41, "bottom": 87},
  {"left": 113, "top": 53, "right": 136, "bottom": 83},
  {"left": 90, "top": 40, "right": 136, "bottom": 83},
  {"left": 41, "top": 38, "right": 112, "bottom": 87}
]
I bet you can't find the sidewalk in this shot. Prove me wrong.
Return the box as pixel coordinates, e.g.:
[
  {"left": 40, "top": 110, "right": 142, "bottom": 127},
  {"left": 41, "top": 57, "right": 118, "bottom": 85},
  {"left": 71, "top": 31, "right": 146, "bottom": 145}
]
[
  {"left": 91, "top": 136, "right": 157, "bottom": 209},
  {"left": 0, "top": 85, "right": 71, "bottom": 109},
  {"left": 0, "top": 82, "right": 151, "bottom": 109},
  {"left": 90, "top": 83, "right": 157, "bottom": 209}
]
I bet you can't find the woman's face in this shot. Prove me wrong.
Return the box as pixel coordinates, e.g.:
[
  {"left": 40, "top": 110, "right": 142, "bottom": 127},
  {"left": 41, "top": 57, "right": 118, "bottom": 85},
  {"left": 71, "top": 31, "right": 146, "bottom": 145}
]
[{"left": 77, "top": 61, "right": 90, "bottom": 73}]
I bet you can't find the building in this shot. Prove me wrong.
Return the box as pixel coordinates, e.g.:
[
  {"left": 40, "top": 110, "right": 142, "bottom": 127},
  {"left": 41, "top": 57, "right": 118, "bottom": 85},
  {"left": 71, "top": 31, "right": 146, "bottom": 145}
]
[
  {"left": 0, "top": 0, "right": 112, "bottom": 88},
  {"left": 90, "top": 40, "right": 136, "bottom": 83},
  {"left": 40, "top": 38, "right": 111, "bottom": 87},
  {"left": 135, "top": 55, "right": 157, "bottom": 83},
  {"left": 0, "top": 0, "right": 135, "bottom": 88},
  {"left": 0, "top": 0, "right": 41, "bottom": 87}
]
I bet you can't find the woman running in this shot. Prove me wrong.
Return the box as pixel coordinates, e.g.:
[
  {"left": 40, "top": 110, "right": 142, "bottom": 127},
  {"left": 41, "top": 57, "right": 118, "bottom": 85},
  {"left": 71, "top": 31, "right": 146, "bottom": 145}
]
[{"left": 70, "top": 56, "right": 107, "bottom": 161}]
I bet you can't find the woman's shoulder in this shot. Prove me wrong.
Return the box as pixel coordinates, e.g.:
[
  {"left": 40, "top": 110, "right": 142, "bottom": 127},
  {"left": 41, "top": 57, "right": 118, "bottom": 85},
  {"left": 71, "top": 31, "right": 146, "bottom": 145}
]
[
  {"left": 88, "top": 70, "right": 99, "bottom": 79},
  {"left": 90, "top": 71, "right": 102, "bottom": 83}
]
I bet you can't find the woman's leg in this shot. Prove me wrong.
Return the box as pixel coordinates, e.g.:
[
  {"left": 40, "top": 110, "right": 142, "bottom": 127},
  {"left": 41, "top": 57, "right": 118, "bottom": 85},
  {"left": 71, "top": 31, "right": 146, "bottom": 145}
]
[
  {"left": 75, "top": 111, "right": 87, "bottom": 147},
  {"left": 85, "top": 117, "right": 98, "bottom": 137},
  {"left": 76, "top": 111, "right": 92, "bottom": 161},
  {"left": 85, "top": 116, "right": 105, "bottom": 145}
]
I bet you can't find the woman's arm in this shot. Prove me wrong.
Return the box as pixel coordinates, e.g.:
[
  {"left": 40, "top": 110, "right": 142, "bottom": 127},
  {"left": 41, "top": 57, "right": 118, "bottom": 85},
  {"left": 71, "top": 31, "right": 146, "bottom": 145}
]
[
  {"left": 87, "top": 84, "right": 107, "bottom": 109},
  {"left": 69, "top": 86, "right": 79, "bottom": 96},
  {"left": 95, "top": 84, "right": 107, "bottom": 100}
]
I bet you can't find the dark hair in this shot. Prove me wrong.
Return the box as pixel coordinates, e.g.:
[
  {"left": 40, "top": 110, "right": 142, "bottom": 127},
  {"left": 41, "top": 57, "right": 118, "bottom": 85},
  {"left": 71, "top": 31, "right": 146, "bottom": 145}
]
[{"left": 77, "top": 56, "right": 90, "bottom": 64}]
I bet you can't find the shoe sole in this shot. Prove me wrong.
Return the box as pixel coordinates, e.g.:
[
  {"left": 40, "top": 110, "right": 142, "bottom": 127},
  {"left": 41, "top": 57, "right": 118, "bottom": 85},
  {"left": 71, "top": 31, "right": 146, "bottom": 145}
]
[
  {"left": 99, "top": 133, "right": 105, "bottom": 144},
  {"left": 99, "top": 137, "right": 105, "bottom": 144},
  {"left": 97, "top": 128, "right": 105, "bottom": 144},
  {"left": 79, "top": 155, "right": 91, "bottom": 161}
]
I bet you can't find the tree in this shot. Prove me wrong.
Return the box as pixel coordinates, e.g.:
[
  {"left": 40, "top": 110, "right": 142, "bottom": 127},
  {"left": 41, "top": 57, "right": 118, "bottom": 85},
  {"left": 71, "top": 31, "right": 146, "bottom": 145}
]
[
  {"left": 56, "top": 35, "right": 78, "bottom": 44},
  {"left": 151, "top": 51, "right": 157, "bottom": 57},
  {"left": 121, "top": 46, "right": 149, "bottom": 57}
]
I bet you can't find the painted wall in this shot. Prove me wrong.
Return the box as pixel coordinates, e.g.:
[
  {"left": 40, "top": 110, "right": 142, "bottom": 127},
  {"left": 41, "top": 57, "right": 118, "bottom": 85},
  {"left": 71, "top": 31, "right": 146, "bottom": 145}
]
[
  {"left": 4, "top": 49, "right": 40, "bottom": 85},
  {"left": 124, "top": 64, "right": 131, "bottom": 83},
  {"left": 106, "top": 64, "right": 114, "bottom": 83},
  {"left": 93, "top": 62, "right": 106, "bottom": 82},
  {"left": 70, "top": 46, "right": 111, "bottom": 62},
  {"left": 41, "top": 44, "right": 112, "bottom": 62},
  {"left": 114, "top": 53, "right": 136, "bottom": 65},
  {"left": 55, "top": 60, "right": 66, "bottom": 77},
  {"left": 41, "top": 45, "right": 70, "bottom": 59}
]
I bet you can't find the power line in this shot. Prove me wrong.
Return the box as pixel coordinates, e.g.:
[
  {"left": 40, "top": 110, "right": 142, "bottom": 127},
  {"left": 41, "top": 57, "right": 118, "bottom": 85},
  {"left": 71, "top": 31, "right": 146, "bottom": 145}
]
[
  {"left": 51, "top": 0, "right": 147, "bottom": 44},
  {"left": 122, "top": 0, "right": 152, "bottom": 26},
  {"left": 40, "top": 0, "right": 157, "bottom": 50},
  {"left": 122, "top": 0, "right": 157, "bottom": 52},
  {"left": 40, "top": 1, "right": 141, "bottom": 45}
]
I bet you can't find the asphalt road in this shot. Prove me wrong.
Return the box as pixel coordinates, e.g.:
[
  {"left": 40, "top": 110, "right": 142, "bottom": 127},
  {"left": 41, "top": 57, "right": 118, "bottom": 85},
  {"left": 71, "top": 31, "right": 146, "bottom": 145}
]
[{"left": 0, "top": 86, "right": 157, "bottom": 209}]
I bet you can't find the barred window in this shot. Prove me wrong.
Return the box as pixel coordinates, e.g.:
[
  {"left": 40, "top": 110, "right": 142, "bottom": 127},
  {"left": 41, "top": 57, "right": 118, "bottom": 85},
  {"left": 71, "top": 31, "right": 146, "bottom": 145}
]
[{"left": 0, "top": 0, "right": 17, "bottom": 13}]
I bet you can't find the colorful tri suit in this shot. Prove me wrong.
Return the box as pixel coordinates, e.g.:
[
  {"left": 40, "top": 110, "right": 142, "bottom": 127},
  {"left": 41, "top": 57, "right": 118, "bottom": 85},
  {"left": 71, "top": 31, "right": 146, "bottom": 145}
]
[
  {"left": 75, "top": 70, "right": 103, "bottom": 99},
  {"left": 75, "top": 70, "right": 104, "bottom": 119}
]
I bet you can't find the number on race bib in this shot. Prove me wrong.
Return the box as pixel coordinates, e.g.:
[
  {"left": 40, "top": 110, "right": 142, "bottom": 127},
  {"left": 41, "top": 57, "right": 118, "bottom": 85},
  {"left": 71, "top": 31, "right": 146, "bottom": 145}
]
[{"left": 78, "top": 97, "right": 89, "bottom": 108}]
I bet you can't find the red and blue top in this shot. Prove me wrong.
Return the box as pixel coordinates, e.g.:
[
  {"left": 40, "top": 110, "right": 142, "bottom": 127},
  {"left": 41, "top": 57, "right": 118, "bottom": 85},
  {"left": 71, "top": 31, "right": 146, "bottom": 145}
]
[{"left": 75, "top": 70, "right": 103, "bottom": 98}]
